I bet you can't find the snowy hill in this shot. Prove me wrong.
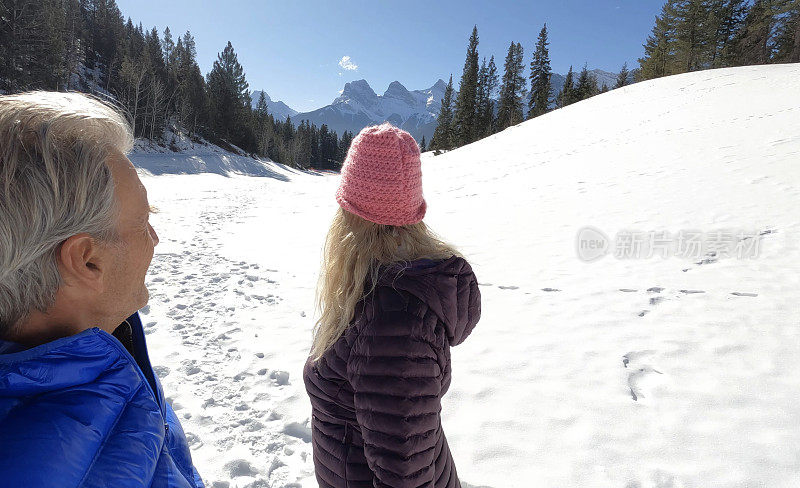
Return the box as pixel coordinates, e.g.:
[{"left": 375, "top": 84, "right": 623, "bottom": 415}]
[
  {"left": 138, "top": 63, "right": 800, "bottom": 488},
  {"left": 290, "top": 78, "right": 446, "bottom": 141},
  {"left": 129, "top": 128, "right": 305, "bottom": 178}
]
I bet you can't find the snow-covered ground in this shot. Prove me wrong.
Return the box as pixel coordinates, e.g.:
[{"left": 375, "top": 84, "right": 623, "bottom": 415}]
[
  {"left": 131, "top": 63, "right": 800, "bottom": 488},
  {"left": 133, "top": 128, "right": 305, "bottom": 177}
]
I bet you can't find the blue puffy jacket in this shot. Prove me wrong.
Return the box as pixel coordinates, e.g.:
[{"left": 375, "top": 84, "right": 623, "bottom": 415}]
[{"left": 0, "top": 312, "right": 204, "bottom": 488}]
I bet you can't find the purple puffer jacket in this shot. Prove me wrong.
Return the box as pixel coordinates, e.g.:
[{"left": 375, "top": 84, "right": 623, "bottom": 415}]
[{"left": 303, "top": 255, "right": 481, "bottom": 488}]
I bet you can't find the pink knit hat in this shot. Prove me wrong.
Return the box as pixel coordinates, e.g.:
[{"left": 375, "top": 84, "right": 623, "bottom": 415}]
[{"left": 335, "top": 122, "right": 426, "bottom": 226}]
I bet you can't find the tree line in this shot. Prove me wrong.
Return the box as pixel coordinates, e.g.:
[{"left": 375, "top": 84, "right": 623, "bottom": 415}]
[
  {"left": 637, "top": 0, "right": 799, "bottom": 80},
  {"left": 0, "top": 0, "right": 353, "bottom": 170},
  {"left": 429, "top": 24, "right": 632, "bottom": 154}
]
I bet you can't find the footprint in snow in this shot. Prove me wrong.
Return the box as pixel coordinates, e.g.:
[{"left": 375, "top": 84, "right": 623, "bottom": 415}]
[
  {"left": 623, "top": 351, "right": 665, "bottom": 403},
  {"left": 622, "top": 350, "right": 656, "bottom": 368},
  {"left": 282, "top": 422, "right": 311, "bottom": 442},
  {"left": 695, "top": 251, "right": 718, "bottom": 266},
  {"left": 153, "top": 365, "right": 170, "bottom": 378},
  {"left": 270, "top": 370, "right": 290, "bottom": 386},
  {"left": 627, "top": 366, "right": 664, "bottom": 402},
  {"left": 224, "top": 459, "right": 259, "bottom": 478}
]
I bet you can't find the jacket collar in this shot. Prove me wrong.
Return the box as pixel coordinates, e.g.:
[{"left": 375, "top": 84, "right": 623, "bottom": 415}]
[{"left": 0, "top": 312, "right": 164, "bottom": 412}]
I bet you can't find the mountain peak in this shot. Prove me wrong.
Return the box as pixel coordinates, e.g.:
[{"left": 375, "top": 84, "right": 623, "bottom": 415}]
[
  {"left": 252, "top": 90, "right": 273, "bottom": 103},
  {"left": 385, "top": 80, "right": 408, "bottom": 94},
  {"left": 342, "top": 79, "right": 376, "bottom": 98}
]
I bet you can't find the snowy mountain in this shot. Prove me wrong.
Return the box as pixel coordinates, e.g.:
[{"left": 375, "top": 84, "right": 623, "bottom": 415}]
[
  {"left": 250, "top": 90, "right": 299, "bottom": 121},
  {"left": 287, "top": 69, "right": 630, "bottom": 141},
  {"left": 133, "top": 63, "right": 800, "bottom": 487},
  {"left": 290, "top": 78, "right": 447, "bottom": 142}
]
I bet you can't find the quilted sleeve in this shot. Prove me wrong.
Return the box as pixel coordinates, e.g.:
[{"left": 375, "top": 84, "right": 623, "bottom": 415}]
[{"left": 346, "top": 302, "right": 444, "bottom": 488}]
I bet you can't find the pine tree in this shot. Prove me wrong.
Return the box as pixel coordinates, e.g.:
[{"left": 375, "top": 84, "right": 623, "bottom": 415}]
[
  {"left": 283, "top": 115, "right": 294, "bottom": 142},
  {"left": 528, "top": 23, "right": 552, "bottom": 119},
  {"left": 476, "top": 55, "right": 499, "bottom": 138},
  {"left": 733, "top": 0, "right": 777, "bottom": 65},
  {"left": 337, "top": 130, "right": 354, "bottom": 164},
  {"left": 453, "top": 25, "right": 480, "bottom": 146},
  {"left": 496, "top": 42, "right": 527, "bottom": 130},
  {"left": 556, "top": 65, "right": 577, "bottom": 108},
  {"left": 615, "top": 62, "right": 630, "bottom": 88},
  {"left": 771, "top": 0, "right": 800, "bottom": 62},
  {"left": 255, "top": 91, "right": 271, "bottom": 156},
  {"left": 430, "top": 74, "right": 455, "bottom": 151},
  {"left": 62, "top": 0, "right": 84, "bottom": 90},
  {"left": 420, "top": 135, "right": 427, "bottom": 152},
  {"left": 600, "top": 83, "right": 609, "bottom": 93},
  {"left": 162, "top": 26, "right": 175, "bottom": 66},
  {"left": 475, "top": 57, "right": 489, "bottom": 135},
  {"left": 322, "top": 124, "right": 341, "bottom": 169},
  {"left": 182, "top": 31, "right": 206, "bottom": 134},
  {"left": 575, "top": 63, "right": 599, "bottom": 101},
  {"left": 295, "top": 120, "right": 312, "bottom": 168},
  {"left": 84, "top": 0, "right": 126, "bottom": 92},
  {"left": 637, "top": 1, "right": 680, "bottom": 80},
  {"left": 673, "top": 0, "right": 713, "bottom": 71},
  {"left": 206, "top": 41, "right": 250, "bottom": 143},
  {"left": 38, "top": 0, "right": 69, "bottom": 90},
  {"left": 144, "top": 26, "right": 167, "bottom": 140},
  {"left": 707, "top": 0, "right": 749, "bottom": 67}
]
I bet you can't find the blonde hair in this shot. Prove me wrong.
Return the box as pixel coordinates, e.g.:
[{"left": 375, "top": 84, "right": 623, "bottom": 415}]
[
  {"left": 0, "top": 91, "right": 133, "bottom": 336},
  {"left": 311, "top": 206, "right": 462, "bottom": 359}
]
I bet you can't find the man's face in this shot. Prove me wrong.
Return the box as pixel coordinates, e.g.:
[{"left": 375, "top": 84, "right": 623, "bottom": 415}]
[{"left": 102, "top": 150, "right": 159, "bottom": 325}]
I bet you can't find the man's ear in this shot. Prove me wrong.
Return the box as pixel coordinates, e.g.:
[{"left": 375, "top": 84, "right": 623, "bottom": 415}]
[{"left": 57, "top": 233, "right": 105, "bottom": 293}]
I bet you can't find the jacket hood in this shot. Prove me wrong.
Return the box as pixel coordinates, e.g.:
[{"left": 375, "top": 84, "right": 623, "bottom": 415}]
[{"left": 376, "top": 255, "right": 481, "bottom": 346}]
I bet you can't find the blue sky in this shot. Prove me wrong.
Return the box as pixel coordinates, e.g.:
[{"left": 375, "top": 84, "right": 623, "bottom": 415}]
[{"left": 116, "top": 0, "right": 665, "bottom": 113}]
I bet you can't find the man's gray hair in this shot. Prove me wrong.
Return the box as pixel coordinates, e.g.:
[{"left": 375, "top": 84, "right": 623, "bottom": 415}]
[{"left": 0, "top": 91, "right": 134, "bottom": 337}]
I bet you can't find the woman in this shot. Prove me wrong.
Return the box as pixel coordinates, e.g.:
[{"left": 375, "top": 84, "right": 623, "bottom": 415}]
[{"left": 303, "top": 122, "right": 482, "bottom": 488}]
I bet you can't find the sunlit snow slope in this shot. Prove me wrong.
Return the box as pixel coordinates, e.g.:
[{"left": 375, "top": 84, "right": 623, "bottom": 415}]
[{"left": 134, "top": 63, "right": 800, "bottom": 488}]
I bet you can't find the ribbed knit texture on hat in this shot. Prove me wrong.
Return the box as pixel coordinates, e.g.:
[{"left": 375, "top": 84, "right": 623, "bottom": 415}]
[{"left": 335, "top": 122, "right": 426, "bottom": 225}]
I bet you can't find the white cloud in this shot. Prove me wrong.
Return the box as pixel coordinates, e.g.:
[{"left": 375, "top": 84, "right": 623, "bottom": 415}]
[{"left": 338, "top": 56, "right": 358, "bottom": 71}]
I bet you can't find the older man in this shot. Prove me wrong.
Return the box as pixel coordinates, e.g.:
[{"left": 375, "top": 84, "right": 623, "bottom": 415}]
[{"left": 0, "top": 91, "right": 204, "bottom": 487}]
